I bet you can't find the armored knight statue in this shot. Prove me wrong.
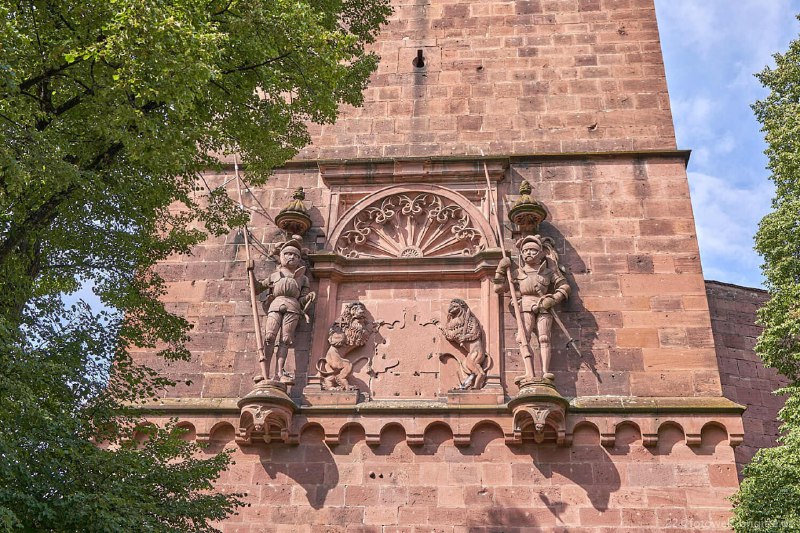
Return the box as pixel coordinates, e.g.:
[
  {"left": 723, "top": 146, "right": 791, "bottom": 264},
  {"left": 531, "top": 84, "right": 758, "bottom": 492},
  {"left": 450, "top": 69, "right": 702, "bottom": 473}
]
[
  {"left": 251, "top": 238, "right": 315, "bottom": 384},
  {"left": 494, "top": 235, "right": 570, "bottom": 382},
  {"left": 436, "top": 298, "right": 489, "bottom": 390}
]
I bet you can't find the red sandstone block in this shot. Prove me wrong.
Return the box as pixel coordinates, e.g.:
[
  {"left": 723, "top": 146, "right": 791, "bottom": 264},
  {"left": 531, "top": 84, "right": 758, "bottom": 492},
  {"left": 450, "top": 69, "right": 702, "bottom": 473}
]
[
  {"left": 683, "top": 487, "right": 737, "bottom": 509},
  {"left": 624, "top": 310, "right": 711, "bottom": 328},
  {"left": 221, "top": 526, "right": 251, "bottom": 533},
  {"left": 582, "top": 296, "right": 649, "bottom": 311},
  {"left": 580, "top": 508, "right": 621, "bottom": 527},
  {"left": 630, "top": 370, "right": 693, "bottom": 396},
  {"left": 693, "top": 371, "right": 723, "bottom": 395},
  {"left": 644, "top": 487, "right": 687, "bottom": 508},
  {"left": 364, "top": 505, "right": 399, "bottom": 526},
  {"left": 621, "top": 508, "right": 656, "bottom": 527},
  {"left": 397, "top": 506, "right": 429, "bottom": 526},
  {"left": 621, "top": 274, "right": 706, "bottom": 296},
  {"left": 656, "top": 508, "right": 688, "bottom": 529},
  {"left": 708, "top": 464, "right": 738, "bottom": 487},
  {"left": 494, "top": 486, "right": 534, "bottom": 507},
  {"left": 379, "top": 486, "right": 408, "bottom": 506},
  {"left": 260, "top": 485, "right": 293, "bottom": 504},
  {"left": 271, "top": 506, "right": 299, "bottom": 525},
  {"left": 649, "top": 295, "right": 684, "bottom": 311},
  {"left": 593, "top": 462, "right": 623, "bottom": 487},
  {"left": 511, "top": 463, "right": 553, "bottom": 485},
  {"left": 325, "top": 507, "right": 365, "bottom": 526},
  {"left": 480, "top": 463, "right": 512, "bottom": 485},
  {"left": 674, "top": 464, "right": 710, "bottom": 488},
  {"left": 641, "top": 348, "right": 717, "bottom": 371},
  {"left": 463, "top": 485, "right": 494, "bottom": 506},
  {"left": 408, "top": 486, "right": 437, "bottom": 506},
  {"left": 591, "top": 255, "right": 629, "bottom": 273},
  {"left": 427, "top": 507, "right": 467, "bottom": 527},
  {"left": 648, "top": 255, "right": 675, "bottom": 275},
  {"left": 449, "top": 463, "right": 480, "bottom": 484},
  {"left": 616, "top": 328, "right": 659, "bottom": 348},
  {"left": 608, "top": 489, "right": 647, "bottom": 508}
]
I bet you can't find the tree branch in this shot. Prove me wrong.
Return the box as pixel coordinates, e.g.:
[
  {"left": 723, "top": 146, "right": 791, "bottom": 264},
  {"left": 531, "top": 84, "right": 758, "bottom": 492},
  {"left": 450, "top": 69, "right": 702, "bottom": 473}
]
[
  {"left": 18, "top": 62, "right": 81, "bottom": 92},
  {"left": 221, "top": 51, "right": 292, "bottom": 75},
  {"left": 54, "top": 88, "right": 94, "bottom": 116}
]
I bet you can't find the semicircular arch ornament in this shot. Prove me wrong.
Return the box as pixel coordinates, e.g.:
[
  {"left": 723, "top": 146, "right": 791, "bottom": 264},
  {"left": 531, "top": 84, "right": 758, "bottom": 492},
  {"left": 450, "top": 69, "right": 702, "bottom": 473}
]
[{"left": 336, "top": 192, "right": 487, "bottom": 259}]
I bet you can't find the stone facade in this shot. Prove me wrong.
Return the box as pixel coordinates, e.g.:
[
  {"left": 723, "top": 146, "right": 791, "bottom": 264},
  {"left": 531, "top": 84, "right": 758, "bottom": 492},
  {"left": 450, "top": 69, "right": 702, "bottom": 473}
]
[
  {"left": 130, "top": 0, "right": 786, "bottom": 531},
  {"left": 707, "top": 281, "right": 786, "bottom": 476}
]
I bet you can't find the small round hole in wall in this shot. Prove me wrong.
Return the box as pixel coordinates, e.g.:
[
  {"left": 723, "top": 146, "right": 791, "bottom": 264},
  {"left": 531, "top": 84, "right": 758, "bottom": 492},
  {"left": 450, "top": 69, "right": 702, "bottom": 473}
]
[{"left": 412, "top": 49, "right": 425, "bottom": 68}]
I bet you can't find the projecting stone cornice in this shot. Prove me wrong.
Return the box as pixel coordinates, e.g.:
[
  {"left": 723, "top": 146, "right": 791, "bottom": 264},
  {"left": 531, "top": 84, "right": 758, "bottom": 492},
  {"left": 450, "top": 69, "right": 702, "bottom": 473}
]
[
  {"left": 211, "top": 149, "right": 693, "bottom": 172},
  {"left": 137, "top": 395, "right": 743, "bottom": 415}
]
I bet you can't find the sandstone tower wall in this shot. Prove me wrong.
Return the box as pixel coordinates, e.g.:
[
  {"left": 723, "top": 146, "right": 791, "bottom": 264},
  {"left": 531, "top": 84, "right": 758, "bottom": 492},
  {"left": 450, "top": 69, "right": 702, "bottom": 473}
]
[
  {"left": 133, "top": 1, "right": 762, "bottom": 530},
  {"left": 707, "top": 281, "right": 786, "bottom": 476},
  {"left": 298, "top": 0, "right": 677, "bottom": 159}
]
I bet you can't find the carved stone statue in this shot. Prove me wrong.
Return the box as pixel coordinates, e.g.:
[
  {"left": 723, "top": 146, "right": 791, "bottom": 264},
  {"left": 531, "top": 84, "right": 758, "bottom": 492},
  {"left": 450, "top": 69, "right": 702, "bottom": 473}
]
[
  {"left": 252, "top": 239, "right": 315, "bottom": 384},
  {"left": 494, "top": 235, "right": 570, "bottom": 382},
  {"left": 317, "top": 302, "right": 372, "bottom": 391},
  {"left": 436, "top": 298, "right": 489, "bottom": 390}
]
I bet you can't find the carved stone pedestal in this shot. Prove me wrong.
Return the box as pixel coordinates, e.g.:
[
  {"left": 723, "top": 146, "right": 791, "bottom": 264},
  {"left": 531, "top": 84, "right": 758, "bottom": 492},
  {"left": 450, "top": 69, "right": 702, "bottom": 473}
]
[
  {"left": 508, "top": 378, "right": 568, "bottom": 445},
  {"left": 303, "top": 390, "right": 361, "bottom": 406},
  {"left": 446, "top": 388, "right": 505, "bottom": 406},
  {"left": 236, "top": 381, "right": 297, "bottom": 445}
]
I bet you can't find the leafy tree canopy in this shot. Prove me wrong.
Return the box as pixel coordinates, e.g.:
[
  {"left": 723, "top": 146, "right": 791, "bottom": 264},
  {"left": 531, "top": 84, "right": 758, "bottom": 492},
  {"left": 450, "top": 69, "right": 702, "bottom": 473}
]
[
  {"left": 0, "top": 0, "right": 390, "bottom": 530},
  {"left": 733, "top": 16, "right": 800, "bottom": 533}
]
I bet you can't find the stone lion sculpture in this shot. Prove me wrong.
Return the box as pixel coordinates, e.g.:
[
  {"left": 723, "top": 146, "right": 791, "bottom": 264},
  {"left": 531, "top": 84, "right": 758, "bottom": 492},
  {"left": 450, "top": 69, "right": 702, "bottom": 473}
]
[
  {"left": 316, "top": 302, "right": 372, "bottom": 391},
  {"left": 437, "top": 298, "right": 490, "bottom": 390}
]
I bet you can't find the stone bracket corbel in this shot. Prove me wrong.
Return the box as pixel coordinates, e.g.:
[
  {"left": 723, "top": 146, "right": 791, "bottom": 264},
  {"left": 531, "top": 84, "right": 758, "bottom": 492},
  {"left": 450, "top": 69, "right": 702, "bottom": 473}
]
[
  {"left": 236, "top": 383, "right": 298, "bottom": 445},
  {"left": 507, "top": 380, "right": 569, "bottom": 446}
]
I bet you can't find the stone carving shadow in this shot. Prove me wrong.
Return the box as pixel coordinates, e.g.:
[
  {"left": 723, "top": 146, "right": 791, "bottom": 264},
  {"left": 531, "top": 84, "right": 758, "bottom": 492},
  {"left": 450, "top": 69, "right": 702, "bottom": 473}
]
[
  {"left": 540, "top": 222, "right": 602, "bottom": 397},
  {"left": 693, "top": 423, "right": 731, "bottom": 457},
  {"left": 510, "top": 424, "right": 620, "bottom": 515},
  {"left": 253, "top": 425, "right": 339, "bottom": 510},
  {"left": 370, "top": 424, "right": 411, "bottom": 457},
  {"left": 411, "top": 423, "right": 454, "bottom": 457},
  {"left": 331, "top": 423, "right": 368, "bottom": 455},
  {"left": 456, "top": 421, "right": 505, "bottom": 456},
  {"left": 472, "top": 507, "right": 544, "bottom": 531}
]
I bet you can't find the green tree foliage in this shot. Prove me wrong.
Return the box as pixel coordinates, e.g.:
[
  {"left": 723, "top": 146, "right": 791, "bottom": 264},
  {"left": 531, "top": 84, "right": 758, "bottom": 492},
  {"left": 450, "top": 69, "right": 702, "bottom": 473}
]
[
  {"left": 732, "top": 20, "right": 800, "bottom": 533},
  {"left": 0, "top": 0, "right": 390, "bottom": 530}
]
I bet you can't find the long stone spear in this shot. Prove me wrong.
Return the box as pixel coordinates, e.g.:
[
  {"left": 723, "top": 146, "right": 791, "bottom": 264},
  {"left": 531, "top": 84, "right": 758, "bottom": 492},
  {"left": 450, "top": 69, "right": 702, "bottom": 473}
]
[
  {"left": 481, "top": 154, "right": 536, "bottom": 382},
  {"left": 234, "top": 159, "right": 269, "bottom": 382}
]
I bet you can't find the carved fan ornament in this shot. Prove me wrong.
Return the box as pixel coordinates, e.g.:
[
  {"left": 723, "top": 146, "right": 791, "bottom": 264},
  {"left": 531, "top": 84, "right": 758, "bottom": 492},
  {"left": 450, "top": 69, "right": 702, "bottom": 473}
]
[{"left": 336, "top": 193, "right": 486, "bottom": 259}]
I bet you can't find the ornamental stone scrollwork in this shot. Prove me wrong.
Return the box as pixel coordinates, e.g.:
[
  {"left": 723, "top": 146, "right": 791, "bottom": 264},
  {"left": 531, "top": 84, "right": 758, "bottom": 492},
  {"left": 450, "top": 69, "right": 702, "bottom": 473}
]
[{"left": 336, "top": 193, "right": 486, "bottom": 259}]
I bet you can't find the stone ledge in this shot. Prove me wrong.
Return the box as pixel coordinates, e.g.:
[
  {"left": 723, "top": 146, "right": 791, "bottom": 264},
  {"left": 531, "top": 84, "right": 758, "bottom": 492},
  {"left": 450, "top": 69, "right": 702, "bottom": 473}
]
[
  {"left": 214, "top": 149, "right": 692, "bottom": 170},
  {"left": 139, "top": 395, "right": 744, "bottom": 415},
  {"left": 569, "top": 396, "right": 745, "bottom": 414}
]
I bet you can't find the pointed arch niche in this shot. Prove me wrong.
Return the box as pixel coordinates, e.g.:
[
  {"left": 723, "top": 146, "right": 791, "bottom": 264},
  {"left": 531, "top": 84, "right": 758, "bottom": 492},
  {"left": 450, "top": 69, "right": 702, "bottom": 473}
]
[{"left": 306, "top": 161, "right": 507, "bottom": 403}]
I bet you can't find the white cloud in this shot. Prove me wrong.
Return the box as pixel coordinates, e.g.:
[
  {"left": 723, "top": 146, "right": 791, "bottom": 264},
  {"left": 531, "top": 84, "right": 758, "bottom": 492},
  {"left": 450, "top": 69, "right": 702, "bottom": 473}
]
[
  {"left": 688, "top": 171, "right": 774, "bottom": 286},
  {"left": 654, "top": 1, "right": 799, "bottom": 286},
  {"left": 671, "top": 96, "right": 715, "bottom": 141},
  {"left": 656, "top": 0, "right": 798, "bottom": 65}
]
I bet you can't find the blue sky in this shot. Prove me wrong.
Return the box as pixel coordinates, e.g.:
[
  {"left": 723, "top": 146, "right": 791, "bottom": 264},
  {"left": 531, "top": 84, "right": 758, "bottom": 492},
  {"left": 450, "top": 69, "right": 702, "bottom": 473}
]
[{"left": 654, "top": 1, "right": 800, "bottom": 288}]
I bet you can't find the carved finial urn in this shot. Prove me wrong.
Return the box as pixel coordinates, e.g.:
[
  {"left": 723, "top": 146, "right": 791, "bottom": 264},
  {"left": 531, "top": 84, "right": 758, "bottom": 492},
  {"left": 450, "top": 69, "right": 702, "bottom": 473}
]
[
  {"left": 508, "top": 181, "right": 547, "bottom": 233},
  {"left": 275, "top": 187, "right": 313, "bottom": 236}
]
